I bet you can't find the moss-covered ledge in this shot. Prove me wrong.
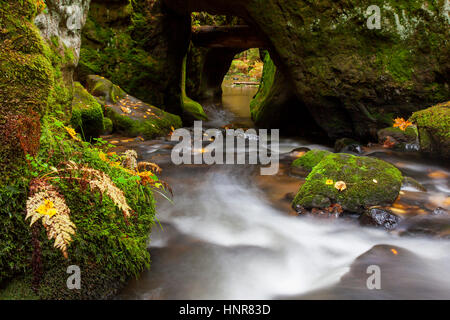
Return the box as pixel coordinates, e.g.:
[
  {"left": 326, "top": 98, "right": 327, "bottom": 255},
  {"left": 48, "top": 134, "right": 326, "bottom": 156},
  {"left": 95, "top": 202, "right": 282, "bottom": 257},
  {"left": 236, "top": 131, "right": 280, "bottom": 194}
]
[{"left": 85, "top": 75, "right": 182, "bottom": 139}]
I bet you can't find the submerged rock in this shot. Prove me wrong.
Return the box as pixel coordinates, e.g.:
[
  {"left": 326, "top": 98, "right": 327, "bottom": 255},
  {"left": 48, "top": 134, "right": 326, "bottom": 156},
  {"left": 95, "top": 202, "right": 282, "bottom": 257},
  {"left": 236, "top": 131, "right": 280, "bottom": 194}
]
[
  {"left": 292, "top": 153, "right": 403, "bottom": 213},
  {"left": 432, "top": 207, "right": 449, "bottom": 216},
  {"left": 334, "top": 138, "right": 363, "bottom": 154},
  {"left": 359, "top": 207, "right": 400, "bottom": 230},
  {"left": 399, "top": 214, "right": 450, "bottom": 239},
  {"left": 402, "top": 176, "right": 427, "bottom": 192},
  {"left": 409, "top": 101, "right": 450, "bottom": 159}
]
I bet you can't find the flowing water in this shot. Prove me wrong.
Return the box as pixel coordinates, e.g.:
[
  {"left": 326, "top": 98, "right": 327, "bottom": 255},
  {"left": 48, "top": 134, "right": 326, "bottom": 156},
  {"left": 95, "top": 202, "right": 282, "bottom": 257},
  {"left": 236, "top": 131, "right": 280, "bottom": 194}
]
[{"left": 117, "top": 81, "right": 450, "bottom": 300}]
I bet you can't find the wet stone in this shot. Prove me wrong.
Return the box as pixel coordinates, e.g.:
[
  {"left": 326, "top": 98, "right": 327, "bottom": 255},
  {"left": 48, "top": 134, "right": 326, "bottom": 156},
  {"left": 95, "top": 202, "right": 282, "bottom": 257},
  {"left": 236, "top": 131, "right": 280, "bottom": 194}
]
[{"left": 359, "top": 207, "right": 401, "bottom": 230}]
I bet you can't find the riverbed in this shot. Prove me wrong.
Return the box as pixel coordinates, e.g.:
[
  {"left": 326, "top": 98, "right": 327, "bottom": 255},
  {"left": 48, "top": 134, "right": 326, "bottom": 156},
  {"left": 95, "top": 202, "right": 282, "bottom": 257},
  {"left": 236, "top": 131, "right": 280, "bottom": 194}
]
[{"left": 113, "top": 81, "right": 450, "bottom": 300}]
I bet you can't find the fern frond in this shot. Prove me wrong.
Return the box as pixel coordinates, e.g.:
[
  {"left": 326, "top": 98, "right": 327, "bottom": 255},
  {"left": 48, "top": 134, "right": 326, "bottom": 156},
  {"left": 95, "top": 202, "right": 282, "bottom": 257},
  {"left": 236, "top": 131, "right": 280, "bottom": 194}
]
[
  {"left": 122, "top": 149, "right": 138, "bottom": 170},
  {"left": 137, "top": 161, "right": 162, "bottom": 174},
  {"left": 64, "top": 162, "right": 132, "bottom": 219},
  {"left": 26, "top": 180, "right": 76, "bottom": 259}
]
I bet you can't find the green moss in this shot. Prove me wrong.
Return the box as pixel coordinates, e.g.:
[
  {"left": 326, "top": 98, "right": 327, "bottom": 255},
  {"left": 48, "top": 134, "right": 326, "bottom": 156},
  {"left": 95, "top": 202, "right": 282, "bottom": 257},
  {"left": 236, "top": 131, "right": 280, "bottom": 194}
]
[
  {"left": 409, "top": 101, "right": 450, "bottom": 158},
  {"left": 293, "top": 153, "right": 403, "bottom": 213},
  {"left": 250, "top": 52, "right": 276, "bottom": 125},
  {"left": 292, "top": 150, "right": 331, "bottom": 171},
  {"left": 410, "top": 102, "right": 450, "bottom": 140},
  {"left": 0, "top": 1, "right": 159, "bottom": 300},
  {"left": 181, "top": 55, "right": 207, "bottom": 121},
  {"left": 70, "top": 82, "right": 104, "bottom": 141},
  {"left": 77, "top": 1, "right": 175, "bottom": 109},
  {"left": 103, "top": 117, "right": 113, "bottom": 134},
  {"left": 106, "top": 106, "right": 182, "bottom": 140},
  {"left": 0, "top": 276, "right": 38, "bottom": 300},
  {"left": 375, "top": 47, "right": 414, "bottom": 84}
]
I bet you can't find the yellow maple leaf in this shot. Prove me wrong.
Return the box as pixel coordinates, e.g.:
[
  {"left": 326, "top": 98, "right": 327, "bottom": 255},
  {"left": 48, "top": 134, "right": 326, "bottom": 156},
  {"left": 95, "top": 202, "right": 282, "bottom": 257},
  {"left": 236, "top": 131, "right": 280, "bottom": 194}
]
[
  {"left": 64, "top": 126, "right": 81, "bottom": 141},
  {"left": 36, "top": 199, "right": 57, "bottom": 218}
]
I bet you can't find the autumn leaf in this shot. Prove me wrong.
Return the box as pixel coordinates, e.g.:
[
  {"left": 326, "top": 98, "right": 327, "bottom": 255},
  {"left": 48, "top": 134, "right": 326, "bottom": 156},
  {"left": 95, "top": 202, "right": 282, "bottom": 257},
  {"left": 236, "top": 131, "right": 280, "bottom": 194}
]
[
  {"left": 393, "top": 117, "right": 413, "bottom": 131},
  {"left": 383, "top": 136, "right": 396, "bottom": 149},
  {"left": 334, "top": 181, "right": 347, "bottom": 191}
]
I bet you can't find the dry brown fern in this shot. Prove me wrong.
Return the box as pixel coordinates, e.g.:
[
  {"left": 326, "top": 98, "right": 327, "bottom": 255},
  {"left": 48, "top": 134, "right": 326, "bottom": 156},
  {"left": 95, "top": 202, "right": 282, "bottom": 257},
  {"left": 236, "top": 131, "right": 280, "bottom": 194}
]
[
  {"left": 63, "top": 161, "right": 132, "bottom": 219},
  {"left": 122, "top": 150, "right": 138, "bottom": 170},
  {"left": 137, "top": 161, "right": 162, "bottom": 174},
  {"left": 26, "top": 179, "right": 76, "bottom": 259}
]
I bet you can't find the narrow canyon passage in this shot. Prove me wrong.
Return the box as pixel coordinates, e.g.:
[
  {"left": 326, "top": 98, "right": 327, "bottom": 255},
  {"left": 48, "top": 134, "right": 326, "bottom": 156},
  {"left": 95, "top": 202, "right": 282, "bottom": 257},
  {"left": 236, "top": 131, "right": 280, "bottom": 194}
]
[{"left": 116, "top": 83, "right": 450, "bottom": 300}]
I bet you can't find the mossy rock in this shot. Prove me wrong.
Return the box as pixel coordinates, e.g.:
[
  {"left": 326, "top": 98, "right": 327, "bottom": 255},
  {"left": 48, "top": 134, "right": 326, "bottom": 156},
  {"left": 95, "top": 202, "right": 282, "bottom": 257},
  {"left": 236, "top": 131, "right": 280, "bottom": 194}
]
[
  {"left": 86, "top": 75, "right": 126, "bottom": 105},
  {"left": 103, "top": 117, "right": 113, "bottom": 135},
  {"left": 292, "top": 150, "right": 331, "bottom": 172},
  {"left": 182, "top": 96, "right": 208, "bottom": 123},
  {"left": 181, "top": 55, "right": 207, "bottom": 123},
  {"left": 293, "top": 153, "right": 403, "bottom": 213},
  {"left": 377, "top": 127, "right": 418, "bottom": 144},
  {"left": 85, "top": 75, "right": 182, "bottom": 139},
  {"left": 70, "top": 82, "right": 105, "bottom": 141},
  {"left": 409, "top": 101, "right": 450, "bottom": 159},
  {"left": 106, "top": 104, "right": 182, "bottom": 140}
]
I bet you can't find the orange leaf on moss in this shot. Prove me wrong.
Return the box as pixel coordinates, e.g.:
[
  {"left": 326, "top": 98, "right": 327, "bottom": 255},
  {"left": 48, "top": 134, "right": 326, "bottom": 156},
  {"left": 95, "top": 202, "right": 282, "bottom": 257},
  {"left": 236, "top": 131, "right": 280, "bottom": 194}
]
[{"left": 393, "top": 117, "right": 413, "bottom": 131}]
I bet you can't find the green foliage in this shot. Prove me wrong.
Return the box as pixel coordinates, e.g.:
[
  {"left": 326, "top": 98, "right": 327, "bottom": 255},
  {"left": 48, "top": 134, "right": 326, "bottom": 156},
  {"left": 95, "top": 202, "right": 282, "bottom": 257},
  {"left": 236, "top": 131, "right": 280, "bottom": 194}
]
[
  {"left": 293, "top": 153, "right": 403, "bottom": 213},
  {"left": 1, "top": 117, "right": 158, "bottom": 299}
]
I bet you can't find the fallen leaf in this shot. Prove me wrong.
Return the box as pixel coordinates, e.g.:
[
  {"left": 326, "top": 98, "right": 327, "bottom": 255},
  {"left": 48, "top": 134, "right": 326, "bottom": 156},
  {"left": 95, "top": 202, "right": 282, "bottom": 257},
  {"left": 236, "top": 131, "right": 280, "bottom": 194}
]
[{"left": 334, "top": 181, "right": 347, "bottom": 191}]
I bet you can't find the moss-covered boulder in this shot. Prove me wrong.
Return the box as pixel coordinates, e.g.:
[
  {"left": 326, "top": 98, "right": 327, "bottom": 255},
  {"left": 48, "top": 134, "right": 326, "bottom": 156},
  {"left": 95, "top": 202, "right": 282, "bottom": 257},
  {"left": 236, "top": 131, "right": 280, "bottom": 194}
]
[
  {"left": 293, "top": 153, "right": 403, "bottom": 213},
  {"left": 292, "top": 150, "right": 332, "bottom": 172},
  {"left": 86, "top": 75, "right": 182, "bottom": 139},
  {"left": 71, "top": 82, "right": 105, "bottom": 141},
  {"left": 409, "top": 101, "right": 450, "bottom": 159},
  {"left": 86, "top": 75, "right": 127, "bottom": 105}
]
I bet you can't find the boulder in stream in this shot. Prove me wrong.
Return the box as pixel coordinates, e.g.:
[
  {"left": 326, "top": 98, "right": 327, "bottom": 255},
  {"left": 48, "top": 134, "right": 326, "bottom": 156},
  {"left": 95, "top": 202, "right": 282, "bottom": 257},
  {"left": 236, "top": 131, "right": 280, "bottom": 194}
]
[
  {"left": 292, "top": 153, "right": 403, "bottom": 213},
  {"left": 409, "top": 101, "right": 450, "bottom": 160},
  {"left": 359, "top": 207, "right": 401, "bottom": 231}
]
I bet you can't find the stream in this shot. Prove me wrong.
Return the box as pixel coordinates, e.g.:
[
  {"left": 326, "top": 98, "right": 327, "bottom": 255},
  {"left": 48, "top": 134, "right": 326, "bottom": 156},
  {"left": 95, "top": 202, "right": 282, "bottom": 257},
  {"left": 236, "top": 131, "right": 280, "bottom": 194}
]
[{"left": 116, "top": 81, "right": 450, "bottom": 300}]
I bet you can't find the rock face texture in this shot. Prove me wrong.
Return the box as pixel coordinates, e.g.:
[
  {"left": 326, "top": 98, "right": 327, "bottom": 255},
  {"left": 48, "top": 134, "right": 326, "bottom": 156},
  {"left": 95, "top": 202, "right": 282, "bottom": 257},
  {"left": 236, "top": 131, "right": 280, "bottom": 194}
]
[
  {"left": 35, "top": 0, "right": 91, "bottom": 64},
  {"left": 78, "top": 0, "right": 191, "bottom": 115},
  {"left": 165, "top": 0, "right": 450, "bottom": 140}
]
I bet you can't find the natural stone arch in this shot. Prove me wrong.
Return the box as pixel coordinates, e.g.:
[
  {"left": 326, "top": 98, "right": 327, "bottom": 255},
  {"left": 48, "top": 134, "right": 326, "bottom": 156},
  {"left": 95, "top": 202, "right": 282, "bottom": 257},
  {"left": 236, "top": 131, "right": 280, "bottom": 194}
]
[{"left": 164, "top": 0, "right": 449, "bottom": 140}]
